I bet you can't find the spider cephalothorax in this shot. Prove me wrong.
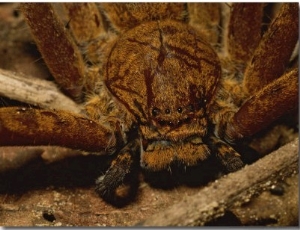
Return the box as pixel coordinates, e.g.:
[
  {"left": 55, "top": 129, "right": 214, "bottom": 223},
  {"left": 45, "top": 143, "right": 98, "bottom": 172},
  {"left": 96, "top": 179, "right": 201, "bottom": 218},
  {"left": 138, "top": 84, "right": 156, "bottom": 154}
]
[
  {"left": 105, "top": 20, "right": 222, "bottom": 172},
  {"left": 0, "top": 3, "right": 298, "bottom": 207}
]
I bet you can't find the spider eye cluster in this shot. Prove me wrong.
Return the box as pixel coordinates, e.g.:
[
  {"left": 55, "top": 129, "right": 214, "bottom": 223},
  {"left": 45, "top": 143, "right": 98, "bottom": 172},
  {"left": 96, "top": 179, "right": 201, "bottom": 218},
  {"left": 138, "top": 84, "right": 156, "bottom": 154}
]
[
  {"left": 151, "top": 104, "right": 199, "bottom": 117},
  {"left": 151, "top": 107, "right": 183, "bottom": 116},
  {"left": 150, "top": 98, "right": 207, "bottom": 128}
]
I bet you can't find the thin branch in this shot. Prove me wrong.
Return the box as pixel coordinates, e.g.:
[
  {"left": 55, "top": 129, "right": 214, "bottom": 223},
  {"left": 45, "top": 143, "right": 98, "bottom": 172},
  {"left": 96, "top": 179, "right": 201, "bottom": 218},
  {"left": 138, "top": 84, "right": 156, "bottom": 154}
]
[
  {"left": 0, "top": 68, "right": 81, "bottom": 114},
  {"left": 0, "top": 147, "right": 43, "bottom": 173},
  {"left": 0, "top": 146, "right": 87, "bottom": 173}
]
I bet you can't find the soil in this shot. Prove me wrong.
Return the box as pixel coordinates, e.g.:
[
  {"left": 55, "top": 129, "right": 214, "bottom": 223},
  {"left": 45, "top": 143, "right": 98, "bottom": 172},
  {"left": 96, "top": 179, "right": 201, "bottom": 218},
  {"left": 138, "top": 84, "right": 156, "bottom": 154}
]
[{"left": 0, "top": 158, "right": 204, "bottom": 226}]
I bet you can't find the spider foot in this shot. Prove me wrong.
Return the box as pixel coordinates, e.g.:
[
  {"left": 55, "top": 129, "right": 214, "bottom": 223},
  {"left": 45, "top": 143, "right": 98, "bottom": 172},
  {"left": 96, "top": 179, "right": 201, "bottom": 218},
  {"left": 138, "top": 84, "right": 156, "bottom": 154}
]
[
  {"left": 95, "top": 140, "right": 139, "bottom": 207},
  {"left": 95, "top": 170, "right": 138, "bottom": 207},
  {"left": 209, "top": 136, "right": 244, "bottom": 173},
  {"left": 220, "top": 154, "right": 244, "bottom": 173}
]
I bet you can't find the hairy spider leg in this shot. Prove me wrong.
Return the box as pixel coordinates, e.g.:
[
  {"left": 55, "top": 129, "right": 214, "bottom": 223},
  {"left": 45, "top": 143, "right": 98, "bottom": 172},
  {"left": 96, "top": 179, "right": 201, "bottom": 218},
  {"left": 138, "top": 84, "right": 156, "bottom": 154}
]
[
  {"left": 95, "top": 139, "right": 140, "bottom": 207},
  {"left": 208, "top": 136, "right": 244, "bottom": 172}
]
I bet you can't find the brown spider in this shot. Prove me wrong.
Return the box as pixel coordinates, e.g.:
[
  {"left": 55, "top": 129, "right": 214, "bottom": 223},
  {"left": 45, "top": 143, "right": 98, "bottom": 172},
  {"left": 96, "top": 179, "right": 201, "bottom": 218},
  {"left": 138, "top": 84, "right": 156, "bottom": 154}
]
[{"left": 0, "top": 3, "right": 298, "bottom": 206}]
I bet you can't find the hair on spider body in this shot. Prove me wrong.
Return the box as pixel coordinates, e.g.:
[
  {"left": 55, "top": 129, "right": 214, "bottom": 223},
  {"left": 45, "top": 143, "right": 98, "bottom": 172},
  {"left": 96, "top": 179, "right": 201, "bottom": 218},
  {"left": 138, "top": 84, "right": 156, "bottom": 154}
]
[{"left": 1, "top": 3, "right": 296, "bottom": 208}]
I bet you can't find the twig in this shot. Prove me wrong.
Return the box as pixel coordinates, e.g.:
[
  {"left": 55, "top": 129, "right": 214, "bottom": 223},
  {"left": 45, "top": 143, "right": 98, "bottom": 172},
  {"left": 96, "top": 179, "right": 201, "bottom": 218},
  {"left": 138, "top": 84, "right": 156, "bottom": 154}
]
[{"left": 0, "top": 68, "right": 81, "bottom": 114}]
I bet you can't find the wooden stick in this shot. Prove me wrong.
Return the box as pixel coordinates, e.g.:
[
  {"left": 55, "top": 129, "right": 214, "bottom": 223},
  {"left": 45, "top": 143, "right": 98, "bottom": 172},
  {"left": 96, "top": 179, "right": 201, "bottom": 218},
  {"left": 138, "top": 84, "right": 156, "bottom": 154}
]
[
  {"left": 0, "top": 68, "right": 81, "bottom": 114},
  {"left": 0, "top": 146, "right": 87, "bottom": 173}
]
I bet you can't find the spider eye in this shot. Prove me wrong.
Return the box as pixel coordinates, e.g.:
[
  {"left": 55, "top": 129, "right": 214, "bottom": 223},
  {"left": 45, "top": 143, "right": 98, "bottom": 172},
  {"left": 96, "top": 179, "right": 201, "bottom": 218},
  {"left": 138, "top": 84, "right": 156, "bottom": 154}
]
[
  {"left": 187, "top": 104, "right": 194, "bottom": 111},
  {"left": 168, "top": 121, "right": 174, "bottom": 126},
  {"left": 177, "top": 107, "right": 182, "bottom": 113},
  {"left": 183, "top": 117, "right": 192, "bottom": 123},
  {"left": 158, "top": 120, "right": 167, "bottom": 126},
  {"left": 152, "top": 107, "right": 160, "bottom": 116},
  {"left": 165, "top": 109, "right": 170, "bottom": 114}
]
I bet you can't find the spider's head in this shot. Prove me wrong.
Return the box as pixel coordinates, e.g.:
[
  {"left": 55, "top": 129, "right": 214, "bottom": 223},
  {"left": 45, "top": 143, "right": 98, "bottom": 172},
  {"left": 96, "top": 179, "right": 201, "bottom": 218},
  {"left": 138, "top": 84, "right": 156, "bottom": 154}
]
[
  {"left": 105, "top": 20, "right": 221, "bottom": 141},
  {"left": 144, "top": 56, "right": 210, "bottom": 140}
]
